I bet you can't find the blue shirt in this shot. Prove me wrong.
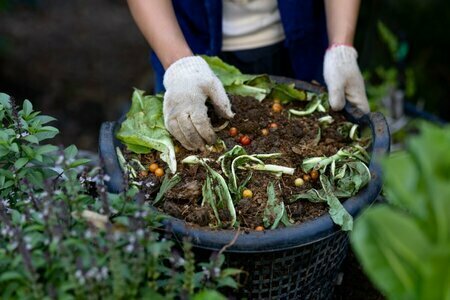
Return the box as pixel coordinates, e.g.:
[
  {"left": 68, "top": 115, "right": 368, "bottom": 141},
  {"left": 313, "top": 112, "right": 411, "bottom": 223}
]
[{"left": 152, "top": 0, "right": 328, "bottom": 92}]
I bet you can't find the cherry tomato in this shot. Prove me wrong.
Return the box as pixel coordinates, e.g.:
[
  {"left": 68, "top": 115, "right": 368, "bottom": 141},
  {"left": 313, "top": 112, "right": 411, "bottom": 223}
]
[
  {"left": 310, "top": 170, "right": 319, "bottom": 180},
  {"left": 154, "top": 168, "right": 164, "bottom": 177},
  {"left": 294, "top": 178, "right": 305, "bottom": 187},
  {"left": 272, "top": 103, "right": 283, "bottom": 113},
  {"left": 269, "top": 122, "right": 278, "bottom": 129},
  {"left": 229, "top": 127, "right": 238, "bottom": 137},
  {"left": 303, "top": 174, "right": 311, "bottom": 182},
  {"left": 255, "top": 226, "right": 265, "bottom": 231},
  {"left": 149, "top": 163, "right": 159, "bottom": 173},
  {"left": 240, "top": 135, "right": 251, "bottom": 146},
  {"left": 174, "top": 145, "right": 181, "bottom": 154},
  {"left": 242, "top": 189, "right": 253, "bottom": 198}
]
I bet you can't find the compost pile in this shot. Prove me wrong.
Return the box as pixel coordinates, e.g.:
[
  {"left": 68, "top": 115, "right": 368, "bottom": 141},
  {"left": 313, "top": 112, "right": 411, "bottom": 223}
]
[{"left": 117, "top": 57, "right": 371, "bottom": 232}]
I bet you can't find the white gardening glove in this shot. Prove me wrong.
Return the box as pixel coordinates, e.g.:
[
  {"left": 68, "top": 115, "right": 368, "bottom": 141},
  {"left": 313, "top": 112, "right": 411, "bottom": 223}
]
[
  {"left": 323, "top": 45, "right": 370, "bottom": 113},
  {"left": 163, "top": 56, "right": 234, "bottom": 151}
]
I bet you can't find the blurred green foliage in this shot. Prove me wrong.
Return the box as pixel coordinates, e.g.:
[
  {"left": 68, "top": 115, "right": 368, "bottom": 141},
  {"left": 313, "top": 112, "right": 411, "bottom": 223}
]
[
  {"left": 357, "top": 0, "right": 450, "bottom": 119},
  {"left": 351, "top": 123, "right": 450, "bottom": 300}
]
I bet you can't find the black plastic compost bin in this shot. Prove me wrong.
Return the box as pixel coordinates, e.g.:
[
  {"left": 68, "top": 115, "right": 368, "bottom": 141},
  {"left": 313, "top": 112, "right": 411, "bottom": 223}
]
[{"left": 99, "top": 77, "right": 390, "bottom": 300}]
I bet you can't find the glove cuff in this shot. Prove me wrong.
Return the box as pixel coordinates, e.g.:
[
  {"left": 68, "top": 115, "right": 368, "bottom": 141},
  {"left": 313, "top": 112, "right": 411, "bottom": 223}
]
[
  {"left": 163, "top": 56, "right": 212, "bottom": 89},
  {"left": 325, "top": 45, "right": 358, "bottom": 63}
]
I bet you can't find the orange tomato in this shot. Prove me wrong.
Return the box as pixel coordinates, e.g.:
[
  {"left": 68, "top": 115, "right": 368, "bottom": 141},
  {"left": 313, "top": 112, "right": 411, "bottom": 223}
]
[
  {"left": 149, "top": 163, "right": 159, "bottom": 173},
  {"left": 154, "top": 168, "right": 164, "bottom": 177}
]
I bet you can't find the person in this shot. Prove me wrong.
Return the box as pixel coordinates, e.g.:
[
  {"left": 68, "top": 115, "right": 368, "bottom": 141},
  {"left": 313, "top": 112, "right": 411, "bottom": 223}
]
[{"left": 127, "top": 0, "right": 369, "bottom": 151}]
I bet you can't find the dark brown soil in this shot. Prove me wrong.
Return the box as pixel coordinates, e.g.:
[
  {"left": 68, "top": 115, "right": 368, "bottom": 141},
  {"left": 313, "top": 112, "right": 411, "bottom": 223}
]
[{"left": 135, "top": 94, "right": 357, "bottom": 230}]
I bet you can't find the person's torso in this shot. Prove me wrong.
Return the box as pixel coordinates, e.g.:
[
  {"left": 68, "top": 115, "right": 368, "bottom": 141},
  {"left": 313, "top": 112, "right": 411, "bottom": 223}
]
[{"left": 221, "top": 0, "right": 285, "bottom": 51}]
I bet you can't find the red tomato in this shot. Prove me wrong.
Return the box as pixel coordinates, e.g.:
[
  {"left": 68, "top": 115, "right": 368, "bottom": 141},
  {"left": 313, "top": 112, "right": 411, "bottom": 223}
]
[{"left": 240, "top": 135, "right": 251, "bottom": 146}]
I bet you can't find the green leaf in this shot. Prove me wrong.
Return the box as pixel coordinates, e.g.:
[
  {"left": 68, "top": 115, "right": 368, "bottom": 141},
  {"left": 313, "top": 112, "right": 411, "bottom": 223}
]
[
  {"left": 153, "top": 173, "right": 182, "bottom": 205},
  {"left": 67, "top": 158, "right": 91, "bottom": 169},
  {"left": 320, "top": 174, "right": 353, "bottom": 231},
  {"left": 263, "top": 182, "right": 285, "bottom": 229},
  {"left": 0, "top": 271, "right": 25, "bottom": 283},
  {"left": 1, "top": 180, "right": 14, "bottom": 190},
  {"left": 351, "top": 205, "right": 430, "bottom": 299},
  {"left": 202, "top": 174, "right": 221, "bottom": 226},
  {"left": 226, "top": 82, "right": 270, "bottom": 101},
  {"left": 34, "top": 127, "right": 59, "bottom": 141},
  {"left": 377, "top": 21, "right": 399, "bottom": 61},
  {"left": 35, "top": 144, "right": 59, "bottom": 155},
  {"left": 0, "top": 130, "right": 9, "bottom": 141},
  {"left": 23, "top": 134, "right": 39, "bottom": 144},
  {"left": 218, "top": 145, "right": 247, "bottom": 178},
  {"left": 64, "top": 145, "right": 78, "bottom": 160},
  {"left": 22, "top": 99, "right": 33, "bottom": 116},
  {"left": 192, "top": 290, "right": 227, "bottom": 300},
  {"left": 289, "top": 97, "right": 321, "bottom": 116},
  {"left": 269, "top": 83, "right": 307, "bottom": 103},
  {"left": 35, "top": 115, "right": 57, "bottom": 124},
  {"left": 202, "top": 55, "right": 271, "bottom": 100},
  {"left": 9, "top": 143, "right": 19, "bottom": 153},
  {"left": 184, "top": 156, "right": 236, "bottom": 227},
  {"left": 0, "top": 93, "right": 12, "bottom": 110},
  {"left": 116, "top": 90, "right": 177, "bottom": 173},
  {"left": 14, "top": 157, "right": 29, "bottom": 169}
]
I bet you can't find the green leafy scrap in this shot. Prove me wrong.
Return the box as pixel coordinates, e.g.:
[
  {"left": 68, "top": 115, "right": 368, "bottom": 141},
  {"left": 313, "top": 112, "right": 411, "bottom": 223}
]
[
  {"left": 292, "top": 146, "right": 371, "bottom": 231},
  {"left": 202, "top": 56, "right": 272, "bottom": 101},
  {"left": 153, "top": 174, "right": 182, "bottom": 205},
  {"left": 182, "top": 155, "right": 237, "bottom": 227},
  {"left": 269, "top": 83, "right": 307, "bottom": 103},
  {"left": 263, "top": 182, "right": 292, "bottom": 229},
  {"left": 116, "top": 89, "right": 177, "bottom": 173}
]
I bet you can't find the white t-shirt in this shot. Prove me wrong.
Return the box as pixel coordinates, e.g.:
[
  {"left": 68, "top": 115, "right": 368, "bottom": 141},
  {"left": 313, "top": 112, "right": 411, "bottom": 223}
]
[{"left": 222, "top": 0, "right": 285, "bottom": 51}]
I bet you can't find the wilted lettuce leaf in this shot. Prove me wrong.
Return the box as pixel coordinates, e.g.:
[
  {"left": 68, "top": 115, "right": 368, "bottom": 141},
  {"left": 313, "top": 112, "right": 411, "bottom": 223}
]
[
  {"left": 202, "top": 56, "right": 272, "bottom": 101},
  {"left": 203, "top": 55, "right": 311, "bottom": 102},
  {"left": 292, "top": 156, "right": 370, "bottom": 231},
  {"left": 292, "top": 174, "right": 354, "bottom": 231},
  {"left": 116, "top": 89, "right": 177, "bottom": 173},
  {"left": 269, "top": 83, "right": 307, "bottom": 103},
  {"left": 263, "top": 182, "right": 285, "bottom": 229}
]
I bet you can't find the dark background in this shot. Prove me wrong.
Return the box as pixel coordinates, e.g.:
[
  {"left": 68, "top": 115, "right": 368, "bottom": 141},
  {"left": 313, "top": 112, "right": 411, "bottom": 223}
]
[{"left": 1, "top": 0, "right": 449, "bottom": 151}]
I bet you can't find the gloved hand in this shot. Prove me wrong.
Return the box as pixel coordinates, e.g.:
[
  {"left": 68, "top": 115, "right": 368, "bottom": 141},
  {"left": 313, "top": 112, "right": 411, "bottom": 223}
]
[
  {"left": 163, "top": 56, "right": 235, "bottom": 151},
  {"left": 323, "top": 45, "right": 370, "bottom": 113}
]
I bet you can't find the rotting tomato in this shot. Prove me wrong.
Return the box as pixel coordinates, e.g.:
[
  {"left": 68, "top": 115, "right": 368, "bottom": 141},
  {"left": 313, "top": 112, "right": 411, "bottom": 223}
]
[
  {"left": 269, "top": 122, "right": 278, "bottom": 129},
  {"left": 261, "top": 128, "right": 269, "bottom": 136},
  {"left": 310, "top": 170, "right": 319, "bottom": 180},
  {"left": 240, "top": 135, "right": 251, "bottom": 146}
]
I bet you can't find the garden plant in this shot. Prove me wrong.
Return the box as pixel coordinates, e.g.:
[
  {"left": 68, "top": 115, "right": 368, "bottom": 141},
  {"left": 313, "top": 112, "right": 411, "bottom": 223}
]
[{"left": 0, "top": 93, "right": 240, "bottom": 299}]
